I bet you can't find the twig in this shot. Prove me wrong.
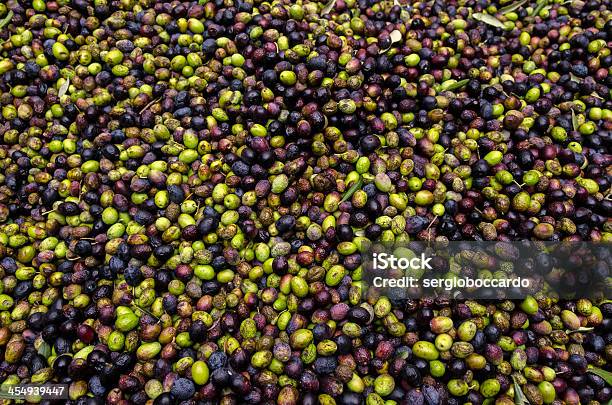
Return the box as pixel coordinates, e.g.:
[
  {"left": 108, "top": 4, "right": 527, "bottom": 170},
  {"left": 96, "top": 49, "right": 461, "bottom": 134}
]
[
  {"left": 207, "top": 317, "right": 221, "bottom": 331},
  {"left": 139, "top": 97, "right": 161, "bottom": 115}
]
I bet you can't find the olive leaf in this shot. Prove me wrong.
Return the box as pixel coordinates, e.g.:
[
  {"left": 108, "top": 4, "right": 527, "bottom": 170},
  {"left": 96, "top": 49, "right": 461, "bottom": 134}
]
[
  {"left": 571, "top": 108, "right": 579, "bottom": 132},
  {"left": 37, "top": 342, "right": 52, "bottom": 359},
  {"left": 272, "top": 309, "right": 288, "bottom": 325},
  {"left": 566, "top": 326, "right": 594, "bottom": 334},
  {"left": 321, "top": 0, "right": 336, "bottom": 15},
  {"left": 512, "top": 377, "right": 530, "bottom": 405},
  {"left": 58, "top": 77, "right": 70, "bottom": 98},
  {"left": 531, "top": 0, "right": 548, "bottom": 16},
  {"left": 0, "top": 10, "right": 13, "bottom": 30},
  {"left": 472, "top": 12, "right": 506, "bottom": 29},
  {"left": 588, "top": 367, "right": 612, "bottom": 386},
  {"left": 569, "top": 73, "right": 581, "bottom": 82},
  {"left": 379, "top": 29, "right": 403, "bottom": 54},
  {"left": 499, "top": 0, "right": 528, "bottom": 15},
  {"left": 389, "top": 29, "right": 402, "bottom": 43},
  {"left": 341, "top": 177, "right": 363, "bottom": 202},
  {"left": 444, "top": 79, "right": 470, "bottom": 91}
]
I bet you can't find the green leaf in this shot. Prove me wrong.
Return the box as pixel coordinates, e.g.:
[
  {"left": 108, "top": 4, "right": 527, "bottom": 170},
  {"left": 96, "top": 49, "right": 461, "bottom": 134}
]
[
  {"left": 37, "top": 342, "right": 51, "bottom": 359},
  {"left": 444, "top": 79, "right": 470, "bottom": 91},
  {"left": 58, "top": 77, "right": 70, "bottom": 98},
  {"left": 588, "top": 367, "right": 612, "bottom": 386},
  {"left": 341, "top": 177, "right": 363, "bottom": 203},
  {"left": 321, "top": 0, "right": 336, "bottom": 15},
  {"left": 531, "top": 0, "right": 548, "bottom": 16},
  {"left": 472, "top": 12, "right": 506, "bottom": 29},
  {"left": 499, "top": 0, "right": 528, "bottom": 15},
  {"left": 512, "top": 376, "right": 530, "bottom": 405},
  {"left": 0, "top": 10, "right": 13, "bottom": 30},
  {"left": 571, "top": 108, "right": 579, "bottom": 132}
]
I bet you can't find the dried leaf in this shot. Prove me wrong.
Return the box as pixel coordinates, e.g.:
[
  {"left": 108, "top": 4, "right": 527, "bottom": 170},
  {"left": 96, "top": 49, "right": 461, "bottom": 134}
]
[
  {"left": 512, "top": 376, "right": 530, "bottom": 405},
  {"left": 341, "top": 177, "right": 363, "bottom": 203},
  {"left": 0, "top": 11, "right": 13, "bottom": 30},
  {"left": 499, "top": 0, "right": 528, "bottom": 15},
  {"left": 566, "top": 326, "right": 594, "bottom": 334},
  {"left": 444, "top": 79, "right": 470, "bottom": 91},
  {"left": 588, "top": 367, "right": 612, "bottom": 386},
  {"left": 571, "top": 0, "right": 585, "bottom": 8},
  {"left": 571, "top": 108, "right": 579, "bottom": 132},
  {"left": 379, "top": 30, "right": 403, "bottom": 54},
  {"left": 58, "top": 77, "right": 70, "bottom": 98},
  {"left": 472, "top": 12, "right": 506, "bottom": 29},
  {"left": 389, "top": 29, "right": 402, "bottom": 43},
  {"left": 321, "top": 0, "right": 336, "bottom": 15}
]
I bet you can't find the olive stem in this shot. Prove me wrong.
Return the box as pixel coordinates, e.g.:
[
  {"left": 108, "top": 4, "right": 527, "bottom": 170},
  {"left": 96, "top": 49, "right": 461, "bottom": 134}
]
[
  {"left": 425, "top": 215, "right": 439, "bottom": 241},
  {"left": 207, "top": 317, "right": 221, "bottom": 331},
  {"left": 139, "top": 97, "right": 161, "bottom": 115}
]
